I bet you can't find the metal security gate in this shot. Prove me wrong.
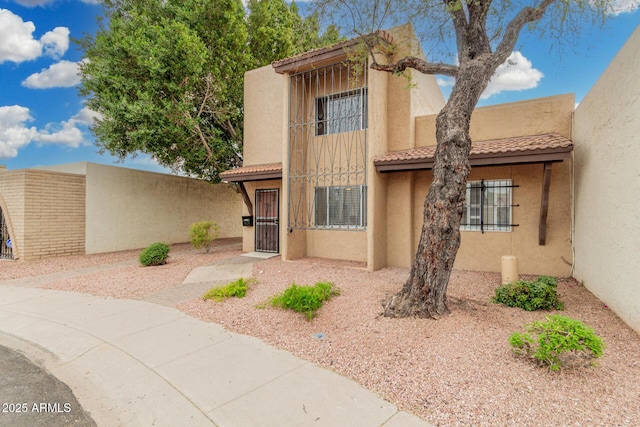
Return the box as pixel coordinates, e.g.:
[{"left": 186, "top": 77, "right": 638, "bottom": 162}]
[
  {"left": 0, "top": 207, "right": 13, "bottom": 259},
  {"left": 255, "top": 189, "right": 279, "bottom": 253}
]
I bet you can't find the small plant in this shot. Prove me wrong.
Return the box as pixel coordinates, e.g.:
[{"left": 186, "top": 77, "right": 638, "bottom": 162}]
[
  {"left": 493, "top": 275, "right": 564, "bottom": 311},
  {"left": 189, "top": 221, "right": 219, "bottom": 253},
  {"left": 509, "top": 315, "right": 604, "bottom": 371},
  {"left": 268, "top": 281, "right": 340, "bottom": 320},
  {"left": 202, "top": 278, "right": 256, "bottom": 302},
  {"left": 139, "top": 242, "right": 170, "bottom": 266}
]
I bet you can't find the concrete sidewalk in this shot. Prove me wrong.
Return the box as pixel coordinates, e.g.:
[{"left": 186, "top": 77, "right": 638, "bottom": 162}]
[{"left": 0, "top": 284, "right": 431, "bottom": 426}]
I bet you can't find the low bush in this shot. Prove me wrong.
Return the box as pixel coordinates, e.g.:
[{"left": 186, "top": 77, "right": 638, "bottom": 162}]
[
  {"left": 139, "top": 242, "right": 170, "bottom": 266},
  {"left": 202, "top": 278, "right": 256, "bottom": 302},
  {"left": 189, "top": 221, "right": 219, "bottom": 253},
  {"left": 493, "top": 275, "right": 564, "bottom": 311},
  {"left": 268, "top": 281, "right": 340, "bottom": 320},
  {"left": 509, "top": 315, "right": 605, "bottom": 371}
]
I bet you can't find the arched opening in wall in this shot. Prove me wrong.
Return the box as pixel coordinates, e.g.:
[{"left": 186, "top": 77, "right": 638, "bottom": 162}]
[{"left": 1, "top": 206, "right": 13, "bottom": 259}]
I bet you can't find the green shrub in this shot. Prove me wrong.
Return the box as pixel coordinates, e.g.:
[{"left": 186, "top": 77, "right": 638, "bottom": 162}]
[
  {"left": 509, "top": 315, "right": 604, "bottom": 371},
  {"left": 202, "top": 278, "right": 256, "bottom": 302},
  {"left": 139, "top": 242, "right": 170, "bottom": 266},
  {"left": 268, "top": 281, "right": 340, "bottom": 320},
  {"left": 493, "top": 275, "right": 564, "bottom": 311},
  {"left": 189, "top": 221, "right": 219, "bottom": 253}
]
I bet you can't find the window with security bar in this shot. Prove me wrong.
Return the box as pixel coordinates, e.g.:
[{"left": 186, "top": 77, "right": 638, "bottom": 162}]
[
  {"left": 287, "top": 60, "right": 368, "bottom": 230},
  {"left": 461, "top": 180, "right": 518, "bottom": 232},
  {"left": 316, "top": 88, "right": 368, "bottom": 135},
  {"left": 314, "top": 186, "right": 366, "bottom": 228}
]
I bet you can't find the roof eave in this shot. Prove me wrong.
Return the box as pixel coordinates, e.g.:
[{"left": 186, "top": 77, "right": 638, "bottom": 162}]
[
  {"left": 272, "top": 31, "right": 394, "bottom": 75},
  {"left": 220, "top": 170, "right": 283, "bottom": 183},
  {"left": 375, "top": 147, "right": 573, "bottom": 173}
]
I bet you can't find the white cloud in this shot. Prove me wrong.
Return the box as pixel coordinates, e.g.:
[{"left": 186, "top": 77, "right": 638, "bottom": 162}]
[
  {"left": 0, "top": 9, "right": 69, "bottom": 64},
  {"left": 481, "top": 51, "right": 543, "bottom": 99},
  {"left": 22, "top": 59, "right": 84, "bottom": 88},
  {"left": 35, "top": 119, "right": 84, "bottom": 146},
  {"left": 41, "top": 27, "right": 70, "bottom": 59},
  {"left": 0, "top": 105, "right": 92, "bottom": 159},
  {"left": 436, "top": 77, "right": 455, "bottom": 87},
  {"left": 608, "top": 0, "right": 640, "bottom": 15},
  {"left": 71, "top": 106, "right": 102, "bottom": 126},
  {"left": 10, "top": 0, "right": 100, "bottom": 6},
  {"left": 0, "top": 106, "right": 37, "bottom": 158},
  {"left": 0, "top": 9, "right": 42, "bottom": 63},
  {"left": 11, "top": 0, "right": 53, "bottom": 7}
]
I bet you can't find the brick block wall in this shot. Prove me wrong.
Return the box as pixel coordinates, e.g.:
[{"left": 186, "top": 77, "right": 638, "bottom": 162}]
[{"left": 20, "top": 170, "right": 86, "bottom": 260}]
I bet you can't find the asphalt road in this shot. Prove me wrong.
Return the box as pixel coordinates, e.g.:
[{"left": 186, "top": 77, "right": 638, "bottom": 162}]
[{"left": 0, "top": 345, "right": 96, "bottom": 427}]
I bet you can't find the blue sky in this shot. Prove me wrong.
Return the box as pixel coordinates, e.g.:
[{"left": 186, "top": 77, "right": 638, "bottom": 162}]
[{"left": 0, "top": 0, "right": 638, "bottom": 174}]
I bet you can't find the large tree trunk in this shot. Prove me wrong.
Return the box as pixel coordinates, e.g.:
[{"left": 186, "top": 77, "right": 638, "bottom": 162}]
[{"left": 383, "top": 61, "right": 492, "bottom": 318}]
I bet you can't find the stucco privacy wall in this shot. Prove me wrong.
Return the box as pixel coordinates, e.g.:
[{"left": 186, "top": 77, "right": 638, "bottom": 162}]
[
  {"left": 385, "top": 94, "right": 574, "bottom": 276},
  {"left": 573, "top": 26, "right": 640, "bottom": 333},
  {"left": 39, "top": 162, "right": 242, "bottom": 254},
  {"left": 0, "top": 169, "right": 85, "bottom": 260}
]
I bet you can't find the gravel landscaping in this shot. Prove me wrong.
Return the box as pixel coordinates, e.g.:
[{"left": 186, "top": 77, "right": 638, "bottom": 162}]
[{"left": 2, "top": 243, "right": 639, "bottom": 426}]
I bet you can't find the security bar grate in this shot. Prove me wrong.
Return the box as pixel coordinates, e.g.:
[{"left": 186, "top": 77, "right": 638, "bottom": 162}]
[
  {"left": 1, "top": 207, "right": 13, "bottom": 259},
  {"left": 461, "top": 179, "right": 519, "bottom": 233},
  {"left": 288, "top": 60, "right": 368, "bottom": 230}
]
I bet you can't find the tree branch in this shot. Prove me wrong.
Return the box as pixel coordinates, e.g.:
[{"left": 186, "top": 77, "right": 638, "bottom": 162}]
[
  {"left": 184, "top": 111, "right": 214, "bottom": 160},
  {"left": 494, "top": 0, "right": 557, "bottom": 64},
  {"left": 370, "top": 56, "right": 459, "bottom": 77},
  {"left": 445, "top": 0, "right": 470, "bottom": 61},
  {"left": 466, "top": 0, "right": 492, "bottom": 55}
]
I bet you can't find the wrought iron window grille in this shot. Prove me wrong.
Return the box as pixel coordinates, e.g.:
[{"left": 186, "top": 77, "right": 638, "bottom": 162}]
[
  {"left": 460, "top": 179, "right": 520, "bottom": 233},
  {"left": 287, "top": 60, "right": 368, "bottom": 231},
  {"left": 314, "top": 185, "right": 367, "bottom": 228}
]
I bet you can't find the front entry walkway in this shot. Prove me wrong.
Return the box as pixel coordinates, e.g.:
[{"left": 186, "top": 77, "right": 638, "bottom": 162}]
[{"left": 0, "top": 256, "right": 431, "bottom": 426}]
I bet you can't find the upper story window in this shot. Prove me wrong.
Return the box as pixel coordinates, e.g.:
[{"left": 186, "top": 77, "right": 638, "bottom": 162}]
[
  {"left": 461, "top": 180, "right": 515, "bottom": 232},
  {"left": 316, "top": 88, "right": 368, "bottom": 136}
]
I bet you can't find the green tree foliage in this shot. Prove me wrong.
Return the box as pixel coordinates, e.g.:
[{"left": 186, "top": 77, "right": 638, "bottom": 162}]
[
  {"left": 247, "top": 0, "right": 344, "bottom": 66},
  {"left": 78, "top": 0, "right": 342, "bottom": 181}
]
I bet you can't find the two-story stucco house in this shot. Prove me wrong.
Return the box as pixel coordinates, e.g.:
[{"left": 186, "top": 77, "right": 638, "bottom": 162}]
[{"left": 221, "top": 24, "right": 574, "bottom": 277}]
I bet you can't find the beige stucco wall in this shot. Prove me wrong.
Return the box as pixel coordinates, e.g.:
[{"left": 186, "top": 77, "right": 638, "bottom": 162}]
[
  {"left": 243, "top": 65, "right": 286, "bottom": 166},
  {"left": 83, "top": 163, "right": 242, "bottom": 253},
  {"left": 415, "top": 94, "right": 574, "bottom": 147},
  {"left": 573, "top": 26, "right": 640, "bottom": 333},
  {"left": 0, "top": 169, "right": 86, "bottom": 260},
  {"left": 386, "top": 24, "right": 446, "bottom": 151},
  {"left": 385, "top": 95, "right": 575, "bottom": 276},
  {"left": 307, "top": 229, "right": 367, "bottom": 262},
  {"left": 395, "top": 162, "right": 572, "bottom": 276}
]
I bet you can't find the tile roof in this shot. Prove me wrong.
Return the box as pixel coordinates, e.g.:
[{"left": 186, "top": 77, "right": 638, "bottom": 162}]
[
  {"left": 374, "top": 134, "right": 573, "bottom": 171},
  {"left": 272, "top": 30, "right": 394, "bottom": 74},
  {"left": 219, "top": 163, "right": 283, "bottom": 182}
]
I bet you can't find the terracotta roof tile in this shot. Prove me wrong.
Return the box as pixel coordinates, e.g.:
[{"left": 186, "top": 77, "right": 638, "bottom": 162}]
[
  {"left": 272, "top": 30, "right": 394, "bottom": 74},
  {"left": 374, "top": 134, "right": 573, "bottom": 165},
  {"left": 220, "top": 162, "right": 283, "bottom": 182}
]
